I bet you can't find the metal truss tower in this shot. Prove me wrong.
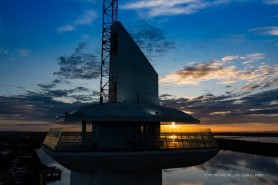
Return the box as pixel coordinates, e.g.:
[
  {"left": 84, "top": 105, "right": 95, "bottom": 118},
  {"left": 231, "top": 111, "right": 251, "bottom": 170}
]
[{"left": 99, "top": 0, "right": 118, "bottom": 104}]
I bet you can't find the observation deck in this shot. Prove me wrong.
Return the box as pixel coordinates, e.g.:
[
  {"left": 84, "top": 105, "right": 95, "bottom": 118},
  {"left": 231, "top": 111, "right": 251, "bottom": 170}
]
[
  {"left": 43, "top": 128, "right": 218, "bottom": 151},
  {"left": 42, "top": 128, "right": 219, "bottom": 171}
]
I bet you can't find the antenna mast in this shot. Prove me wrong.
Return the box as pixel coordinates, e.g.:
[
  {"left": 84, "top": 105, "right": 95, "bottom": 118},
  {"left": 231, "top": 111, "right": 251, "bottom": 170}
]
[{"left": 99, "top": 0, "right": 118, "bottom": 104}]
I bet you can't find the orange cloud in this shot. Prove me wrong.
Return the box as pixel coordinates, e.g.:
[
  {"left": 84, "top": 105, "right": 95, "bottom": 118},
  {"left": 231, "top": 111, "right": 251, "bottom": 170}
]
[{"left": 160, "top": 61, "right": 259, "bottom": 85}]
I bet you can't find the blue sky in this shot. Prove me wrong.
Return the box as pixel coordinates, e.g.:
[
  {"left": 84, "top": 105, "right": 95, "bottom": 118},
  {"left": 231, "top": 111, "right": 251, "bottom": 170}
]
[{"left": 0, "top": 0, "right": 277, "bottom": 131}]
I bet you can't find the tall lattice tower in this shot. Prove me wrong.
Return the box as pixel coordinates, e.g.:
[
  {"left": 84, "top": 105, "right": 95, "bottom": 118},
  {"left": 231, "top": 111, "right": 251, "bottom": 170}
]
[{"left": 100, "top": 0, "right": 118, "bottom": 104}]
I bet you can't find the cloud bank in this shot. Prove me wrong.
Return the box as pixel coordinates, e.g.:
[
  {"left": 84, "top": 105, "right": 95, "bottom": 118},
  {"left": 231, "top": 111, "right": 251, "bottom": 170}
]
[
  {"left": 53, "top": 42, "right": 100, "bottom": 80},
  {"left": 58, "top": 10, "right": 97, "bottom": 33},
  {"left": 160, "top": 60, "right": 258, "bottom": 85},
  {"left": 121, "top": 0, "right": 230, "bottom": 17},
  {"left": 131, "top": 24, "right": 176, "bottom": 58},
  {"left": 249, "top": 26, "right": 278, "bottom": 36},
  {"left": 160, "top": 53, "right": 277, "bottom": 94},
  {"left": 264, "top": 0, "right": 278, "bottom": 5},
  {"left": 160, "top": 88, "right": 278, "bottom": 124}
]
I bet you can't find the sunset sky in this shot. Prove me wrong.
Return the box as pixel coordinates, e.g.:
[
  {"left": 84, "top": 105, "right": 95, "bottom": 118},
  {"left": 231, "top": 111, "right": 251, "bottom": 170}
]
[{"left": 0, "top": 0, "right": 277, "bottom": 132}]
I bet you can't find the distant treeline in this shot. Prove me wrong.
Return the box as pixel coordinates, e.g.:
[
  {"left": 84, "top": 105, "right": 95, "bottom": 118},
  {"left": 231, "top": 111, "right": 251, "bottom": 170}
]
[
  {"left": 216, "top": 138, "right": 278, "bottom": 157},
  {"left": 214, "top": 132, "right": 278, "bottom": 137}
]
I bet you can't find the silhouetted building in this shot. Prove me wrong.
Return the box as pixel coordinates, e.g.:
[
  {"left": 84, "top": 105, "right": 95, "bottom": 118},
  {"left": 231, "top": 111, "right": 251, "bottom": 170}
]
[{"left": 42, "top": 2, "right": 218, "bottom": 184}]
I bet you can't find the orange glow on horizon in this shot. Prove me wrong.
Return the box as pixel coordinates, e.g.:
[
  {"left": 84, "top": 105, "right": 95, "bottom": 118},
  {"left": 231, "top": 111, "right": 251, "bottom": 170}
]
[
  {"left": 207, "top": 123, "right": 278, "bottom": 133},
  {"left": 161, "top": 123, "right": 278, "bottom": 133},
  {"left": 0, "top": 120, "right": 277, "bottom": 133}
]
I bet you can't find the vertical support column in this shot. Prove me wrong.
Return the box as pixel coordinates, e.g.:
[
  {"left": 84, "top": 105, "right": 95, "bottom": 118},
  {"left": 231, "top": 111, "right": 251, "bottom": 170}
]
[
  {"left": 91, "top": 122, "right": 94, "bottom": 144},
  {"left": 82, "top": 121, "right": 86, "bottom": 145},
  {"left": 143, "top": 124, "right": 147, "bottom": 147}
]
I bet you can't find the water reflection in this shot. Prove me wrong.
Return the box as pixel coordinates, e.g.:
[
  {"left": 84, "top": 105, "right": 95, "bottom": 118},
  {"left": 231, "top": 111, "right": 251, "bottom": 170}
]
[
  {"left": 163, "top": 151, "right": 278, "bottom": 185},
  {"left": 37, "top": 149, "right": 278, "bottom": 185}
]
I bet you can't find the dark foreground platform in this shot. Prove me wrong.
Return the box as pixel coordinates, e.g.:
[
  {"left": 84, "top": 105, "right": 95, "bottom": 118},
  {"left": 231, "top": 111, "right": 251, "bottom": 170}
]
[{"left": 43, "top": 145, "right": 219, "bottom": 171}]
